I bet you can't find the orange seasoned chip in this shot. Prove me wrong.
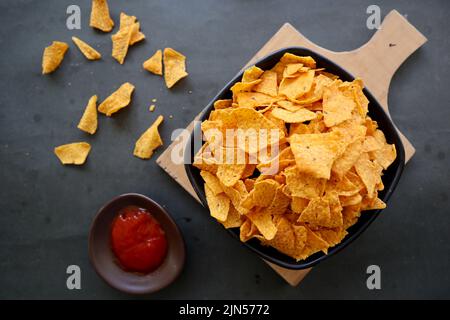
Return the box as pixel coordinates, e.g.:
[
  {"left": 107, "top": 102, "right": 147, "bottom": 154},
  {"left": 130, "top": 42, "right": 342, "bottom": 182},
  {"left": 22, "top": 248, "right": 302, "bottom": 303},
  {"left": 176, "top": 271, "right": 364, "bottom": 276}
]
[
  {"left": 214, "top": 99, "right": 232, "bottom": 109},
  {"left": 242, "top": 65, "right": 264, "bottom": 83},
  {"left": 216, "top": 163, "right": 246, "bottom": 187},
  {"left": 119, "top": 13, "right": 145, "bottom": 45},
  {"left": 77, "top": 95, "right": 98, "bottom": 134},
  {"left": 323, "top": 83, "right": 356, "bottom": 127},
  {"left": 98, "top": 82, "right": 135, "bottom": 116},
  {"left": 205, "top": 184, "right": 230, "bottom": 222},
  {"left": 72, "top": 37, "right": 101, "bottom": 60},
  {"left": 90, "top": 0, "right": 114, "bottom": 32},
  {"left": 54, "top": 142, "right": 91, "bottom": 165},
  {"left": 247, "top": 209, "right": 277, "bottom": 240},
  {"left": 163, "top": 48, "right": 188, "bottom": 88},
  {"left": 296, "top": 225, "right": 328, "bottom": 260},
  {"left": 42, "top": 41, "right": 68, "bottom": 74},
  {"left": 354, "top": 154, "right": 383, "bottom": 197},
  {"left": 133, "top": 115, "right": 164, "bottom": 159},
  {"left": 111, "top": 23, "right": 138, "bottom": 64},
  {"left": 332, "top": 140, "right": 364, "bottom": 178},
  {"left": 290, "top": 131, "right": 345, "bottom": 179},
  {"left": 315, "top": 228, "right": 348, "bottom": 247},
  {"left": 143, "top": 50, "right": 162, "bottom": 75},
  {"left": 290, "top": 196, "right": 309, "bottom": 213},
  {"left": 271, "top": 107, "right": 317, "bottom": 123},
  {"left": 284, "top": 165, "right": 326, "bottom": 199},
  {"left": 280, "top": 53, "right": 316, "bottom": 68},
  {"left": 279, "top": 70, "right": 315, "bottom": 100},
  {"left": 298, "top": 197, "right": 331, "bottom": 228},
  {"left": 254, "top": 70, "right": 278, "bottom": 97},
  {"left": 235, "top": 92, "right": 274, "bottom": 108},
  {"left": 220, "top": 205, "right": 243, "bottom": 229}
]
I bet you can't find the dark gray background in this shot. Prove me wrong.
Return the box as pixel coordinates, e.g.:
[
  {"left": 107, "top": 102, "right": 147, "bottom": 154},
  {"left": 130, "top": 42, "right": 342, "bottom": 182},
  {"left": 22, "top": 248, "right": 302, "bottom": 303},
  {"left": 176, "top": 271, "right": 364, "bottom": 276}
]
[{"left": 0, "top": 0, "right": 449, "bottom": 299}]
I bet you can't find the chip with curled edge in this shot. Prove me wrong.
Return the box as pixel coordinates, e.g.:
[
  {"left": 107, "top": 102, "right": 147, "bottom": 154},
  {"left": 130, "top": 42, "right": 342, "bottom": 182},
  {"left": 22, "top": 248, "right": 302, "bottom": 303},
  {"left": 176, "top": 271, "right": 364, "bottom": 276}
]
[{"left": 98, "top": 82, "right": 135, "bottom": 116}]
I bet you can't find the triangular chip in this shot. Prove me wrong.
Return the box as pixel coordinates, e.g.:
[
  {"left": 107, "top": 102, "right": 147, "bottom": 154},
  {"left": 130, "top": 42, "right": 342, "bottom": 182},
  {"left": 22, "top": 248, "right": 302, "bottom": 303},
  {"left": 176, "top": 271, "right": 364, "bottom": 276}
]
[
  {"left": 200, "top": 171, "right": 223, "bottom": 195},
  {"left": 235, "top": 92, "right": 274, "bottom": 108},
  {"left": 205, "top": 184, "right": 230, "bottom": 222},
  {"left": 54, "top": 142, "right": 91, "bottom": 165},
  {"left": 254, "top": 71, "right": 278, "bottom": 97},
  {"left": 71, "top": 37, "right": 101, "bottom": 60},
  {"left": 42, "top": 41, "right": 68, "bottom": 74},
  {"left": 98, "top": 82, "right": 135, "bottom": 116},
  {"left": 323, "top": 83, "right": 356, "bottom": 127},
  {"left": 284, "top": 165, "right": 326, "bottom": 199},
  {"left": 119, "top": 13, "right": 146, "bottom": 45},
  {"left": 298, "top": 197, "right": 331, "bottom": 228},
  {"left": 143, "top": 50, "right": 162, "bottom": 75},
  {"left": 279, "top": 70, "right": 315, "bottom": 100},
  {"left": 242, "top": 65, "right": 264, "bottom": 82},
  {"left": 133, "top": 115, "right": 164, "bottom": 159},
  {"left": 271, "top": 107, "right": 317, "bottom": 123},
  {"left": 280, "top": 53, "right": 316, "bottom": 68},
  {"left": 354, "top": 154, "right": 383, "bottom": 198},
  {"left": 220, "top": 205, "right": 243, "bottom": 229},
  {"left": 111, "top": 23, "right": 138, "bottom": 64},
  {"left": 247, "top": 209, "right": 277, "bottom": 240},
  {"left": 163, "top": 48, "right": 188, "bottom": 88},
  {"left": 77, "top": 95, "right": 98, "bottom": 134},
  {"left": 290, "top": 131, "right": 345, "bottom": 179},
  {"left": 89, "top": 0, "right": 114, "bottom": 32}
]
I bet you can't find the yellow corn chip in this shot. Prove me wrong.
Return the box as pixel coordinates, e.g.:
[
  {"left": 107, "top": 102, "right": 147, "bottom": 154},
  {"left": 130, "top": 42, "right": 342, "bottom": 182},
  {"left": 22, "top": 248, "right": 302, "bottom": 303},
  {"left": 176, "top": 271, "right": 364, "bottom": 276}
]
[
  {"left": 284, "top": 165, "right": 326, "bottom": 199},
  {"left": 54, "top": 142, "right": 91, "bottom": 165},
  {"left": 133, "top": 115, "right": 164, "bottom": 159},
  {"left": 290, "top": 131, "right": 344, "bottom": 179},
  {"left": 42, "top": 41, "right": 68, "bottom": 74},
  {"left": 143, "top": 49, "right": 162, "bottom": 75},
  {"left": 71, "top": 37, "right": 101, "bottom": 60},
  {"left": 220, "top": 205, "right": 243, "bottom": 229},
  {"left": 214, "top": 99, "right": 232, "bottom": 109},
  {"left": 271, "top": 107, "right": 317, "bottom": 123},
  {"left": 163, "top": 48, "right": 188, "bottom": 88},
  {"left": 205, "top": 184, "right": 230, "bottom": 222},
  {"left": 235, "top": 92, "right": 274, "bottom": 108},
  {"left": 254, "top": 71, "right": 278, "bottom": 97},
  {"left": 77, "top": 95, "right": 98, "bottom": 134},
  {"left": 200, "top": 171, "right": 223, "bottom": 195},
  {"left": 247, "top": 209, "right": 277, "bottom": 240},
  {"left": 323, "top": 84, "right": 356, "bottom": 127},
  {"left": 242, "top": 65, "right": 264, "bottom": 82},
  {"left": 119, "top": 13, "right": 146, "bottom": 45},
  {"left": 98, "top": 82, "right": 135, "bottom": 116},
  {"left": 111, "top": 23, "right": 138, "bottom": 64},
  {"left": 280, "top": 53, "right": 316, "bottom": 68},
  {"left": 90, "top": 0, "right": 114, "bottom": 32},
  {"left": 279, "top": 70, "right": 315, "bottom": 100},
  {"left": 354, "top": 154, "right": 383, "bottom": 198}
]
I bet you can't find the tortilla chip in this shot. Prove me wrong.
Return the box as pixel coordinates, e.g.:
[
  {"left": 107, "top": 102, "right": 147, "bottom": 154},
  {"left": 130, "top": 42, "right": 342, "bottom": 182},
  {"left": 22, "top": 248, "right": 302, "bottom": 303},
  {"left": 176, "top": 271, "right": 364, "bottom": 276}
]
[
  {"left": 216, "top": 163, "right": 246, "bottom": 187},
  {"left": 133, "top": 115, "right": 164, "bottom": 159},
  {"left": 42, "top": 41, "right": 68, "bottom": 74},
  {"left": 143, "top": 50, "right": 162, "bottom": 75},
  {"left": 236, "top": 92, "right": 274, "bottom": 108},
  {"left": 77, "top": 95, "right": 98, "bottom": 134},
  {"left": 242, "top": 65, "right": 264, "bottom": 82},
  {"left": 98, "top": 82, "right": 135, "bottom": 116},
  {"left": 54, "top": 142, "right": 91, "bottom": 165},
  {"left": 247, "top": 209, "right": 277, "bottom": 240},
  {"left": 296, "top": 225, "right": 329, "bottom": 260},
  {"left": 315, "top": 228, "right": 347, "bottom": 247},
  {"left": 290, "top": 131, "right": 344, "bottom": 179},
  {"left": 72, "top": 37, "right": 101, "bottom": 60},
  {"left": 200, "top": 170, "right": 223, "bottom": 195},
  {"left": 205, "top": 184, "right": 230, "bottom": 222},
  {"left": 119, "top": 13, "right": 145, "bottom": 45},
  {"left": 90, "top": 0, "right": 114, "bottom": 32},
  {"left": 332, "top": 140, "right": 364, "bottom": 178},
  {"left": 354, "top": 154, "right": 383, "bottom": 198},
  {"left": 280, "top": 53, "right": 316, "bottom": 68},
  {"left": 111, "top": 23, "right": 138, "bottom": 64},
  {"left": 220, "top": 205, "right": 243, "bottom": 229},
  {"left": 163, "top": 48, "right": 188, "bottom": 88},
  {"left": 254, "top": 71, "right": 278, "bottom": 97},
  {"left": 279, "top": 70, "right": 315, "bottom": 100},
  {"left": 323, "top": 84, "right": 356, "bottom": 127},
  {"left": 271, "top": 107, "right": 317, "bottom": 123},
  {"left": 214, "top": 99, "right": 232, "bottom": 109}
]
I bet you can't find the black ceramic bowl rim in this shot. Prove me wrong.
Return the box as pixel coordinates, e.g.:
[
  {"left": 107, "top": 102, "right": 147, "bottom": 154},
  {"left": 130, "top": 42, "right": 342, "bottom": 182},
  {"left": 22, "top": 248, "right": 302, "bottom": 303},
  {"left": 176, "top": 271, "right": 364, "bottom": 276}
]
[
  {"left": 88, "top": 193, "right": 186, "bottom": 294},
  {"left": 185, "top": 47, "right": 405, "bottom": 270}
]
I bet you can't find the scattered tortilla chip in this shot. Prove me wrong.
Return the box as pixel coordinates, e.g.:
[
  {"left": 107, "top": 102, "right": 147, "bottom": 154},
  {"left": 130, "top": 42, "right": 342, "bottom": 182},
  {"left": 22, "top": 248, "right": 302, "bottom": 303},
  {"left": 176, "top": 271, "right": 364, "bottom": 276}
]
[
  {"left": 42, "top": 41, "right": 68, "bottom": 74},
  {"left": 77, "top": 95, "right": 98, "bottom": 134},
  {"left": 98, "top": 82, "right": 135, "bottom": 116},
  {"left": 205, "top": 184, "right": 230, "bottom": 222},
  {"left": 71, "top": 37, "right": 101, "bottom": 60},
  {"left": 143, "top": 50, "right": 162, "bottom": 75},
  {"left": 271, "top": 107, "right": 317, "bottom": 123},
  {"left": 119, "top": 13, "right": 145, "bottom": 45},
  {"left": 90, "top": 0, "right": 114, "bottom": 32},
  {"left": 54, "top": 142, "right": 91, "bottom": 165},
  {"left": 133, "top": 115, "right": 164, "bottom": 159},
  {"left": 163, "top": 48, "right": 188, "bottom": 88},
  {"left": 111, "top": 23, "right": 138, "bottom": 64}
]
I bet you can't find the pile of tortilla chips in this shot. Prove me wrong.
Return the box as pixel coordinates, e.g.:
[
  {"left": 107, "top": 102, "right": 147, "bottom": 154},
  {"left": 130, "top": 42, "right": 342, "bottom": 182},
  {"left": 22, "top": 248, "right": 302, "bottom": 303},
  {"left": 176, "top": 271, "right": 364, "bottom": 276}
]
[{"left": 195, "top": 53, "right": 396, "bottom": 261}]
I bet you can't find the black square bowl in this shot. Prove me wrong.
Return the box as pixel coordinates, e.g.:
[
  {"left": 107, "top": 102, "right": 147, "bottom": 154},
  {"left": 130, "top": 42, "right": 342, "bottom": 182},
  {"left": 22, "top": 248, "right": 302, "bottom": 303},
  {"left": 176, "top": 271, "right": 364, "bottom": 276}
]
[{"left": 184, "top": 47, "right": 405, "bottom": 269}]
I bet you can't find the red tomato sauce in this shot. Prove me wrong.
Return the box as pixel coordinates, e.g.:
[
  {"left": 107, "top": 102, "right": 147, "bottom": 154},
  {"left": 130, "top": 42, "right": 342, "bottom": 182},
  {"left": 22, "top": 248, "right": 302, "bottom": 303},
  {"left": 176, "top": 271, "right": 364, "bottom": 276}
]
[{"left": 111, "top": 206, "right": 167, "bottom": 273}]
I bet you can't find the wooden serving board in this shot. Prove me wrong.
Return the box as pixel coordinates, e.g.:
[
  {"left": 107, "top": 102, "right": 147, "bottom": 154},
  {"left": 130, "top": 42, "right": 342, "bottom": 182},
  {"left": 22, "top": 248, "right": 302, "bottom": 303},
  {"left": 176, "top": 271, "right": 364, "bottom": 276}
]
[{"left": 157, "top": 10, "right": 426, "bottom": 286}]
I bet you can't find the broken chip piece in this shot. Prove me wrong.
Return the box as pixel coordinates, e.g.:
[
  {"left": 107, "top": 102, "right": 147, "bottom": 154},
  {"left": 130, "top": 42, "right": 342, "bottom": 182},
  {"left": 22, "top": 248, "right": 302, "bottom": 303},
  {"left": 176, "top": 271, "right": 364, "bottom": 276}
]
[
  {"left": 111, "top": 23, "right": 138, "bottom": 64},
  {"left": 133, "top": 115, "right": 164, "bottom": 159},
  {"left": 163, "top": 48, "right": 188, "bottom": 88},
  {"left": 119, "top": 12, "right": 146, "bottom": 45},
  {"left": 42, "top": 41, "right": 69, "bottom": 74},
  {"left": 54, "top": 142, "right": 91, "bottom": 165},
  {"left": 89, "top": 0, "right": 114, "bottom": 32},
  {"left": 77, "top": 95, "right": 98, "bottom": 134},
  {"left": 71, "top": 37, "right": 101, "bottom": 60},
  {"left": 143, "top": 50, "right": 163, "bottom": 75},
  {"left": 98, "top": 82, "right": 135, "bottom": 116}
]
